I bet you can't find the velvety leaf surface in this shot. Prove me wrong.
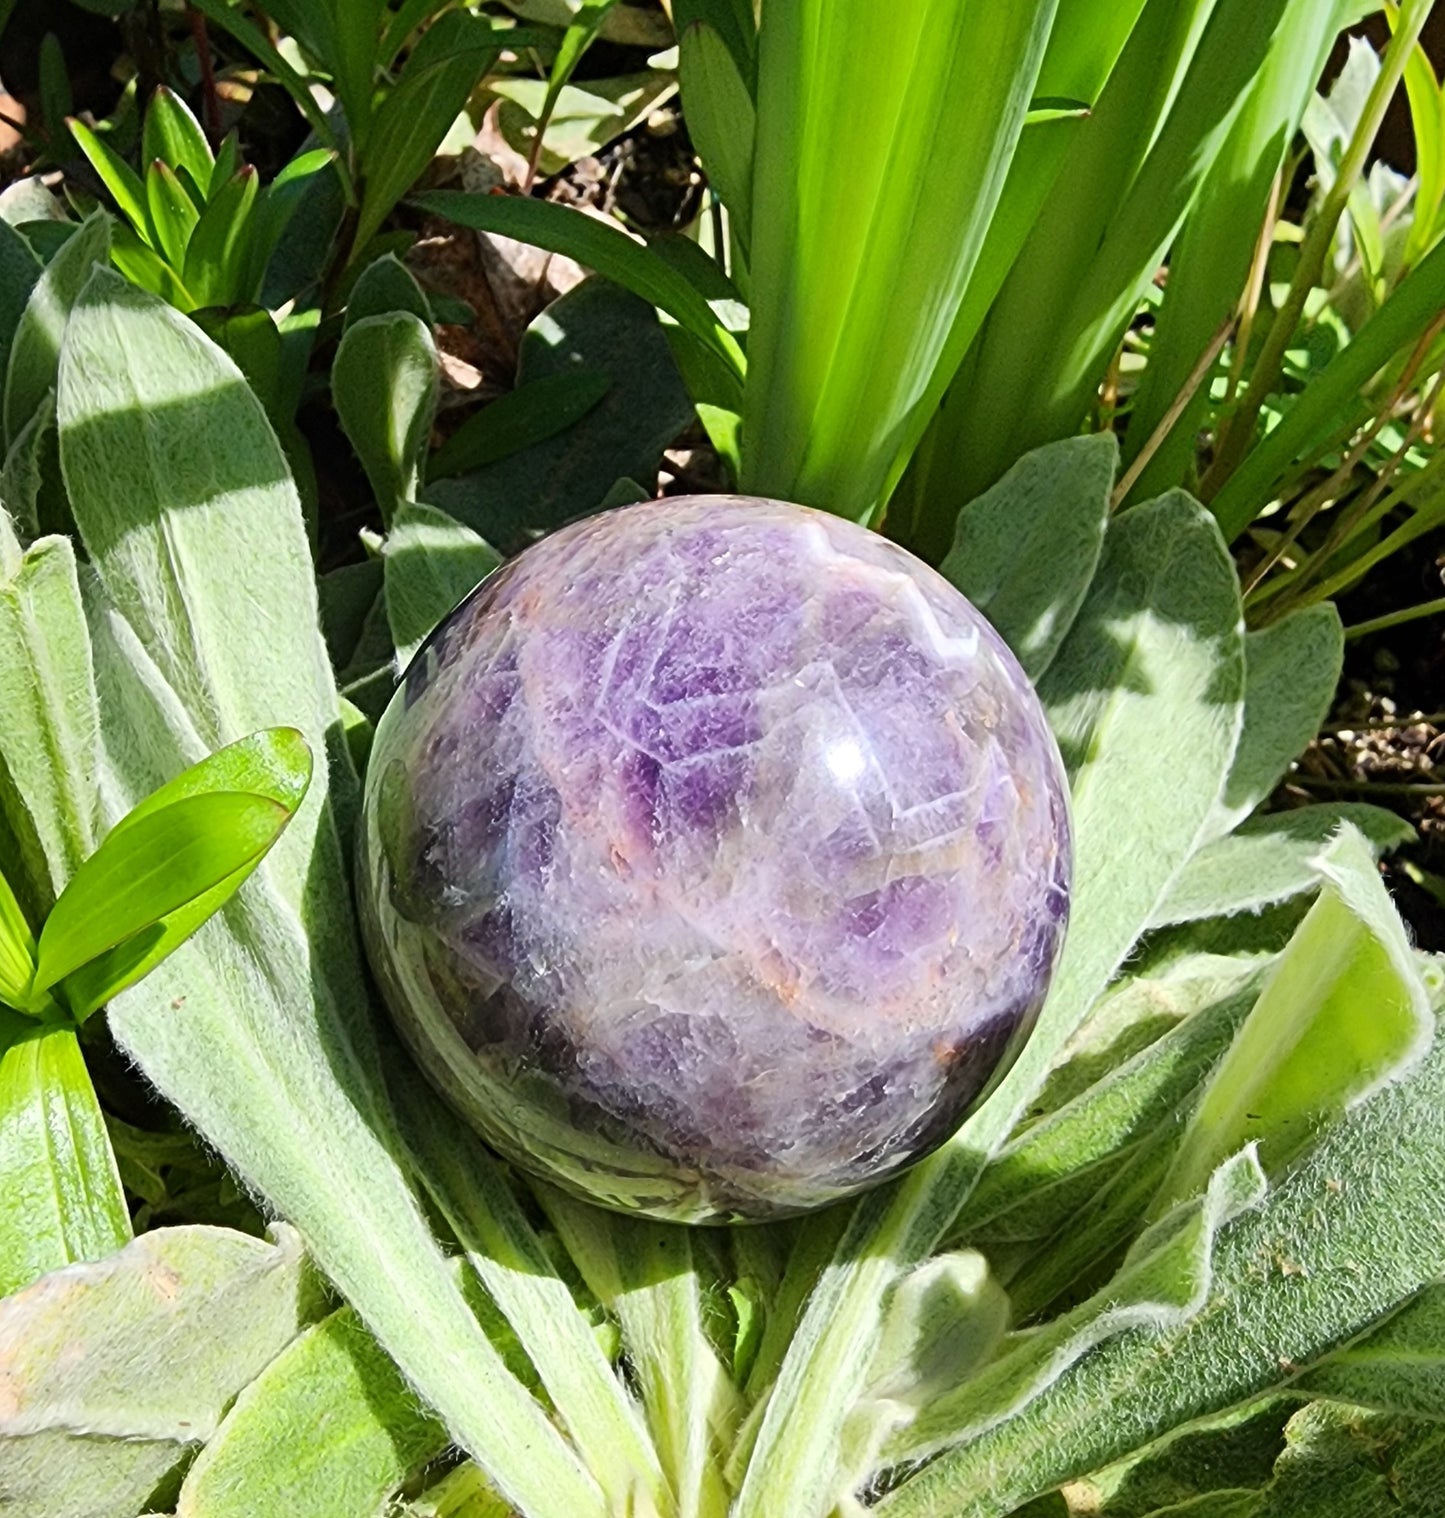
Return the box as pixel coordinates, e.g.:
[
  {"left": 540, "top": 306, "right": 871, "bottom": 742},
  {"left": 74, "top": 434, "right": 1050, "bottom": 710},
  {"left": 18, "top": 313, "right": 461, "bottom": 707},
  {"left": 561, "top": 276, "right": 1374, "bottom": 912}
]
[
  {"left": 57, "top": 272, "right": 605, "bottom": 1517},
  {"left": 1150, "top": 802, "right": 1413, "bottom": 926},
  {"left": 175, "top": 1304, "right": 447, "bottom": 1518},
  {"left": 382, "top": 502, "right": 501, "bottom": 666},
  {"left": 939, "top": 432, "right": 1115, "bottom": 680},
  {"left": 0, "top": 1224, "right": 322, "bottom": 1518},
  {"left": 0, "top": 517, "right": 100, "bottom": 904}
]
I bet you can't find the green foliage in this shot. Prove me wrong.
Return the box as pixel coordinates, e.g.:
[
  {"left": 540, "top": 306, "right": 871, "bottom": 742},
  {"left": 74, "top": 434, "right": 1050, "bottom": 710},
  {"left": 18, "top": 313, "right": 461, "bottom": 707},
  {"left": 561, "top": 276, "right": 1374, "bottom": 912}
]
[
  {"left": 0, "top": 1225, "right": 323, "bottom": 1518},
  {"left": 69, "top": 93, "right": 334, "bottom": 316}
]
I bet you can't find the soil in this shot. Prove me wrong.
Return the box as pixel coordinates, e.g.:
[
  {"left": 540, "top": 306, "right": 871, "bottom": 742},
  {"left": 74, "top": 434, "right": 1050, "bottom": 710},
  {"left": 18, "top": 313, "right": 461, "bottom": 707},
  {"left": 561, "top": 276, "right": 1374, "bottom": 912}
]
[{"left": 1278, "top": 528, "right": 1445, "bottom": 950}]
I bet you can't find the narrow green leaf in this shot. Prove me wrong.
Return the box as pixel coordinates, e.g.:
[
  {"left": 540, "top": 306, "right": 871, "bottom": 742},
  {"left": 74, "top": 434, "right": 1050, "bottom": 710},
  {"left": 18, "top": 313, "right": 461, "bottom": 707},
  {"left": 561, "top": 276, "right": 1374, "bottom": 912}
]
[
  {"left": 210, "top": 130, "right": 241, "bottom": 197},
  {"left": 145, "top": 158, "right": 202, "bottom": 269},
  {"left": 937, "top": 432, "right": 1115, "bottom": 680},
  {"left": 1121, "top": 0, "right": 1346, "bottom": 504},
  {"left": 185, "top": 0, "right": 344, "bottom": 164},
  {"left": 382, "top": 501, "right": 500, "bottom": 665},
  {"left": 111, "top": 220, "right": 194, "bottom": 309},
  {"left": 333, "top": 311, "right": 438, "bottom": 523},
  {"left": 428, "top": 370, "right": 610, "bottom": 481},
  {"left": 0, "top": 866, "right": 35, "bottom": 1009},
  {"left": 353, "top": 11, "right": 503, "bottom": 254},
  {"left": 1212, "top": 213, "right": 1445, "bottom": 541},
  {"left": 33, "top": 791, "right": 294, "bottom": 996},
  {"left": 142, "top": 87, "right": 215, "bottom": 196},
  {"left": 392, "top": 1060, "right": 670, "bottom": 1517},
  {"left": 59, "top": 270, "right": 605, "bottom": 1518},
  {"left": 183, "top": 167, "right": 259, "bottom": 309},
  {"left": 0, "top": 527, "right": 100, "bottom": 902},
  {"left": 0, "top": 1224, "right": 323, "bottom": 1518},
  {"left": 1155, "top": 824, "right": 1433, "bottom": 1212},
  {"left": 679, "top": 21, "right": 755, "bottom": 251},
  {"left": 326, "top": 0, "right": 385, "bottom": 153},
  {"left": 65, "top": 117, "right": 150, "bottom": 240},
  {"left": 412, "top": 190, "right": 747, "bottom": 390},
  {"left": 540, "top": 1190, "right": 741, "bottom": 1518},
  {"left": 1151, "top": 802, "right": 1413, "bottom": 926},
  {"left": 175, "top": 1302, "right": 447, "bottom": 1518},
  {"left": 4, "top": 210, "right": 109, "bottom": 447},
  {"left": 0, "top": 1015, "right": 131, "bottom": 1297}
]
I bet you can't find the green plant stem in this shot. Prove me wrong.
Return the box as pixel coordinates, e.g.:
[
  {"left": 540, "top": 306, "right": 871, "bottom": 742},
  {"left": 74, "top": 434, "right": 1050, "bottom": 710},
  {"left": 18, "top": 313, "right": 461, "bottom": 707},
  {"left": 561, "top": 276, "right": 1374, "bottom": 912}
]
[
  {"left": 1205, "top": 0, "right": 1434, "bottom": 498},
  {"left": 1344, "top": 593, "right": 1445, "bottom": 639}
]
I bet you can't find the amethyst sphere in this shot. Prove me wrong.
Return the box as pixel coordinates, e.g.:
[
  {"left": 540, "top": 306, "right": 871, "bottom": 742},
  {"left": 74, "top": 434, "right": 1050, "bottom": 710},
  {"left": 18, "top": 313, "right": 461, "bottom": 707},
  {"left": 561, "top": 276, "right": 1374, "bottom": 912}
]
[{"left": 359, "top": 496, "right": 1070, "bottom": 1222}]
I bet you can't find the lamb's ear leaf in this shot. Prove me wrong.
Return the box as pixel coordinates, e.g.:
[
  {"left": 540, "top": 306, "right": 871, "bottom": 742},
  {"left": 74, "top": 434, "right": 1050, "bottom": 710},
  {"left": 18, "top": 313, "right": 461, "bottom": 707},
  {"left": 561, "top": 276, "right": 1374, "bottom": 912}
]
[
  {"left": 56, "top": 269, "right": 607, "bottom": 1518},
  {"left": 869, "top": 968, "right": 1445, "bottom": 1518},
  {"left": 1152, "top": 823, "right": 1433, "bottom": 1215},
  {"left": 0, "top": 1224, "right": 323, "bottom": 1517},
  {"left": 733, "top": 492, "right": 1246, "bottom": 1518},
  {"left": 333, "top": 311, "right": 437, "bottom": 526},
  {"left": 382, "top": 502, "right": 501, "bottom": 665},
  {"left": 1205, "top": 603, "right": 1344, "bottom": 840},
  {"left": 173, "top": 1303, "right": 448, "bottom": 1518},
  {"left": 0, "top": 521, "right": 101, "bottom": 903},
  {"left": 939, "top": 432, "right": 1115, "bottom": 681}
]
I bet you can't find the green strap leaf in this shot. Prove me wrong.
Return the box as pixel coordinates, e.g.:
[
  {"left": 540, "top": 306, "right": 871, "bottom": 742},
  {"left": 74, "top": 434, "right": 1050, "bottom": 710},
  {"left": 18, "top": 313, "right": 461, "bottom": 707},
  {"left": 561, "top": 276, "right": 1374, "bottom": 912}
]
[
  {"left": 679, "top": 20, "right": 756, "bottom": 251},
  {"left": 382, "top": 501, "right": 501, "bottom": 665},
  {"left": 183, "top": 167, "right": 259, "bottom": 309},
  {"left": 142, "top": 85, "right": 215, "bottom": 194},
  {"left": 0, "top": 1014, "right": 131, "bottom": 1298},
  {"left": 0, "top": 866, "right": 35, "bottom": 1009},
  {"left": 353, "top": 11, "right": 506, "bottom": 254},
  {"left": 145, "top": 158, "right": 202, "bottom": 269},
  {"left": 67, "top": 117, "right": 150, "bottom": 240},
  {"left": 4, "top": 209, "right": 109, "bottom": 448},
  {"left": 1154, "top": 823, "right": 1434, "bottom": 1212},
  {"left": 0, "top": 1224, "right": 323, "bottom": 1518},
  {"left": 333, "top": 311, "right": 438, "bottom": 525},
  {"left": 427, "top": 370, "right": 610, "bottom": 482},
  {"left": 29, "top": 727, "right": 309, "bottom": 1008},
  {"left": 411, "top": 190, "right": 747, "bottom": 391}
]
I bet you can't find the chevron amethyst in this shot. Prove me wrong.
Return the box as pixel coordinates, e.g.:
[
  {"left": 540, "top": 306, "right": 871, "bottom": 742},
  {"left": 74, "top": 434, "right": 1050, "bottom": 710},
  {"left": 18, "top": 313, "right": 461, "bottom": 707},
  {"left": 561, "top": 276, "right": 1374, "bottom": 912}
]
[{"left": 358, "top": 495, "right": 1070, "bottom": 1222}]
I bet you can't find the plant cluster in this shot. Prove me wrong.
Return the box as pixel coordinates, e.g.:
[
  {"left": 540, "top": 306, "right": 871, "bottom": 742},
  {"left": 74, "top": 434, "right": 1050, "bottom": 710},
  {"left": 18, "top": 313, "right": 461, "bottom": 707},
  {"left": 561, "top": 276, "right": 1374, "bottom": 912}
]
[{"left": 0, "top": 2, "right": 1443, "bottom": 1517}]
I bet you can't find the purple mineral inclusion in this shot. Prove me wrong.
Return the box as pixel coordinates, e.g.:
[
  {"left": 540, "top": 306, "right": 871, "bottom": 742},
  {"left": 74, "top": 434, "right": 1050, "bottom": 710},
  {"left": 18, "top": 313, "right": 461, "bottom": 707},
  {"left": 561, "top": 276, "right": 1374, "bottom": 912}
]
[{"left": 359, "top": 495, "right": 1071, "bottom": 1222}]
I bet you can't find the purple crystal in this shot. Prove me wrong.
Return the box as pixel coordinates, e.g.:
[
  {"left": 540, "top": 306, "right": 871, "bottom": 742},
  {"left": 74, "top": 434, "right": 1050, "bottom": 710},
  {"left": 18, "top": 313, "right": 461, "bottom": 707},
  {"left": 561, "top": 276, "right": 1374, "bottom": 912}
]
[{"left": 359, "top": 496, "right": 1071, "bottom": 1222}]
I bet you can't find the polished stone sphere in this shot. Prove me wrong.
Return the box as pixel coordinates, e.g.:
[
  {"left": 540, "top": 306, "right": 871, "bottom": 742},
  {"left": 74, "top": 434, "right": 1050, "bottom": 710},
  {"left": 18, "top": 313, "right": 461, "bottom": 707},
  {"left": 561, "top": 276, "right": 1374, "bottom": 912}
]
[{"left": 358, "top": 496, "right": 1070, "bottom": 1222}]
